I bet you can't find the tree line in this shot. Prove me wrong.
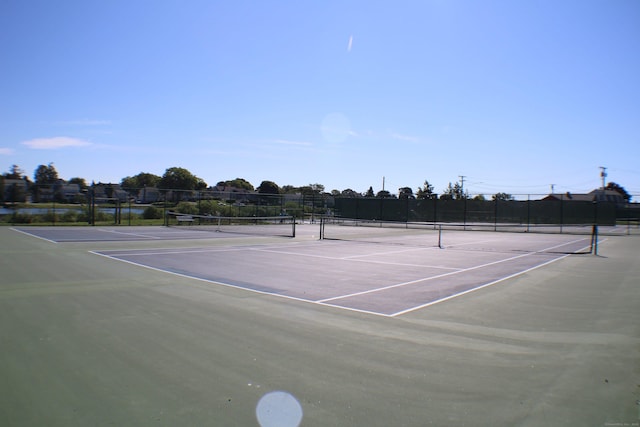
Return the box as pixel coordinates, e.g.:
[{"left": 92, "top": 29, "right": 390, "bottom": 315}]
[{"left": 1, "top": 163, "right": 633, "bottom": 204}]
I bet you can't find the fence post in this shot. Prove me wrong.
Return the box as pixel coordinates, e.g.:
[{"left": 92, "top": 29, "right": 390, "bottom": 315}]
[
  {"left": 560, "top": 194, "right": 564, "bottom": 233},
  {"left": 527, "top": 195, "right": 531, "bottom": 232},
  {"left": 405, "top": 197, "right": 410, "bottom": 222},
  {"left": 434, "top": 197, "right": 438, "bottom": 224},
  {"left": 463, "top": 197, "right": 467, "bottom": 230}
]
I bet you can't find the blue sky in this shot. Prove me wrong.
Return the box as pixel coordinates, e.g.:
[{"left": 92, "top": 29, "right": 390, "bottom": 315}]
[{"left": 1, "top": 0, "right": 639, "bottom": 197}]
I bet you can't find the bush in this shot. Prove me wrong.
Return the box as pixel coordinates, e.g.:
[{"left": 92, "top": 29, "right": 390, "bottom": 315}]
[
  {"left": 41, "top": 211, "right": 59, "bottom": 223},
  {"left": 9, "top": 212, "right": 33, "bottom": 224},
  {"left": 198, "top": 200, "right": 236, "bottom": 216},
  {"left": 174, "top": 202, "right": 198, "bottom": 215},
  {"left": 77, "top": 212, "right": 89, "bottom": 223},
  {"left": 143, "top": 206, "right": 163, "bottom": 219},
  {"left": 95, "top": 210, "right": 112, "bottom": 222},
  {"left": 61, "top": 210, "right": 78, "bottom": 223},
  {"left": 198, "top": 200, "right": 218, "bottom": 215}
]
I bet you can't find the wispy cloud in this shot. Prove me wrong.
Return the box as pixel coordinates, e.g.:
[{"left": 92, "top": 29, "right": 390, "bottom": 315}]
[
  {"left": 21, "top": 137, "right": 92, "bottom": 150},
  {"left": 272, "top": 139, "right": 313, "bottom": 147},
  {"left": 347, "top": 35, "right": 353, "bottom": 52},
  {"left": 390, "top": 132, "right": 420, "bottom": 143},
  {"left": 0, "top": 147, "right": 15, "bottom": 155},
  {"left": 52, "top": 119, "right": 111, "bottom": 126},
  {"left": 346, "top": 129, "right": 421, "bottom": 143}
]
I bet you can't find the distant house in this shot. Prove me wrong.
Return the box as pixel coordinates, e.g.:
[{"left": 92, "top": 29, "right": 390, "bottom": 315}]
[
  {"left": 89, "top": 183, "right": 130, "bottom": 203},
  {"left": 35, "top": 186, "right": 56, "bottom": 202},
  {"left": 59, "top": 183, "right": 81, "bottom": 202},
  {"left": 589, "top": 189, "right": 626, "bottom": 203},
  {"left": 543, "top": 189, "right": 625, "bottom": 204},
  {"left": 2, "top": 178, "right": 29, "bottom": 202},
  {"left": 112, "top": 188, "right": 129, "bottom": 203},
  {"left": 137, "top": 187, "right": 161, "bottom": 204},
  {"left": 209, "top": 185, "right": 254, "bottom": 204}
]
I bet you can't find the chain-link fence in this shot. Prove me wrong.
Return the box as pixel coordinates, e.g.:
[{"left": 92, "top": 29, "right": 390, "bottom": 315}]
[
  {"left": 2, "top": 184, "right": 639, "bottom": 230},
  {"left": 332, "top": 197, "right": 621, "bottom": 226}
]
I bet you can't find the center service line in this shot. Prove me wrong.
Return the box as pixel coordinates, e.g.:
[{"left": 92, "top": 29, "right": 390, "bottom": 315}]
[{"left": 316, "top": 239, "right": 577, "bottom": 304}]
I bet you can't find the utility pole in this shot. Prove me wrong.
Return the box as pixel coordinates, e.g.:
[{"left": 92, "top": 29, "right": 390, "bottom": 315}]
[
  {"left": 550, "top": 184, "right": 555, "bottom": 194},
  {"left": 382, "top": 176, "right": 385, "bottom": 192},
  {"left": 599, "top": 166, "right": 607, "bottom": 189},
  {"left": 457, "top": 175, "right": 466, "bottom": 200}
]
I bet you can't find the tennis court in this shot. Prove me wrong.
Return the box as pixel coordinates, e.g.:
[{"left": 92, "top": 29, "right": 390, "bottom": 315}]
[
  {"left": 19, "top": 221, "right": 599, "bottom": 316},
  {"left": 2, "top": 223, "right": 639, "bottom": 426}
]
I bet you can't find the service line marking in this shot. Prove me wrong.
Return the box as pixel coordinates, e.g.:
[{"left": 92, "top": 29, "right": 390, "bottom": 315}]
[{"left": 316, "top": 239, "right": 578, "bottom": 304}]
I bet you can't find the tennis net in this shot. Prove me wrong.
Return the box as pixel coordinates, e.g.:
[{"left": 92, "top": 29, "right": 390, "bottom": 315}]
[
  {"left": 167, "top": 212, "right": 296, "bottom": 238},
  {"left": 319, "top": 217, "right": 598, "bottom": 255}
]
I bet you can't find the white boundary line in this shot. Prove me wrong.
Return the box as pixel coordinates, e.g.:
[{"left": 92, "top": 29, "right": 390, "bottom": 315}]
[
  {"left": 250, "top": 247, "right": 462, "bottom": 271},
  {"left": 95, "top": 228, "right": 162, "bottom": 239},
  {"left": 96, "top": 241, "right": 326, "bottom": 258},
  {"left": 89, "top": 250, "right": 392, "bottom": 318},
  {"left": 10, "top": 227, "right": 58, "bottom": 244},
  {"left": 316, "top": 237, "right": 592, "bottom": 304},
  {"left": 99, "top": 247, "right": 248, "bottom": 257},
  {"left": 390, "top": 255, "right": 569, "bottom": 316},
  {"left": 316, "top": 251, "right": 537, "bottom": 303},
  {"left": 89, "top": 237, "right": 602, "bottom": 318}
]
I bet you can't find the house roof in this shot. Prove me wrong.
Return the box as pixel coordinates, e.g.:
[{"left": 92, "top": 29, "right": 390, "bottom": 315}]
[{"left": 543, "top": 189, "right": 625, "bottom": 203}]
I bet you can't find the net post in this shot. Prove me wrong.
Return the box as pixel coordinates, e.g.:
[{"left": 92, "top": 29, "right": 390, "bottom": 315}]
[
  {"left": 319, "top": 217, "right": 324, "bottom": 240},
  {"left": 292, "top": 216, "right": 296, "bottom": 238},
  {"left": 592, "top": 224, "right": 598, "bottom": 256},
  {"left": 438, "top": 224, "right": 443, "bottom": 248}
]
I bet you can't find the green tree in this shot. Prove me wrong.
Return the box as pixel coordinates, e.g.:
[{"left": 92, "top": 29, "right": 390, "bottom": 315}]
[
  {"left": 492, "top": 192, "right": 514, "bottom": 201},
  {"left": 217, "top": 178, "right": 254, "bottom": 191},
  {"left": 376, "top": 190, "right": 395, "bottom": 198},
  {"left": 441, "top": 182, "right": 466, "bottom": 200},
  {"left": 398, "top": 187, "right": 414, "bottom": 199},
  {"left": 34, "top": 163, "right": 59, "bottom": 185},
  {"left": 280, "top": 185, "right": 297, "bottom": 194},
  {"left": 299, "top": 184, "right": 324, "bottom": 196},
  {"left": 159, "top": 167, "right": 203, "bottom": 190},
  {"left": 341, "top": 188, "right": 361, "bottom": 197},
  {"left": 257, "top": 180, "right": 280, "bottom": 194},
  {"left": 68, "top": 177, "right": 88, "bottom": 190},
  {"left": 605, "top": 182, "right": 631, "bottom": 202},
  {"left": 195, "top": 178, "right": 207, "bottom": 191},
  {"left": 416, "top": 180, "right": 436, "bottom": 199},
  {"left": 33, "top": 163, "right": 59, "bottom": 202},
  {"left": 364, "top": 186, "right": 375, "bottom": 198},
  {"left": 121, "top": 172, "right": 161, "bottom": 192},
  {"left": 441, "top": 183, "right": 455, "bottom": 200},
  {"left": 4, "top": 164, "right": 24, "bottom": 179}
]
